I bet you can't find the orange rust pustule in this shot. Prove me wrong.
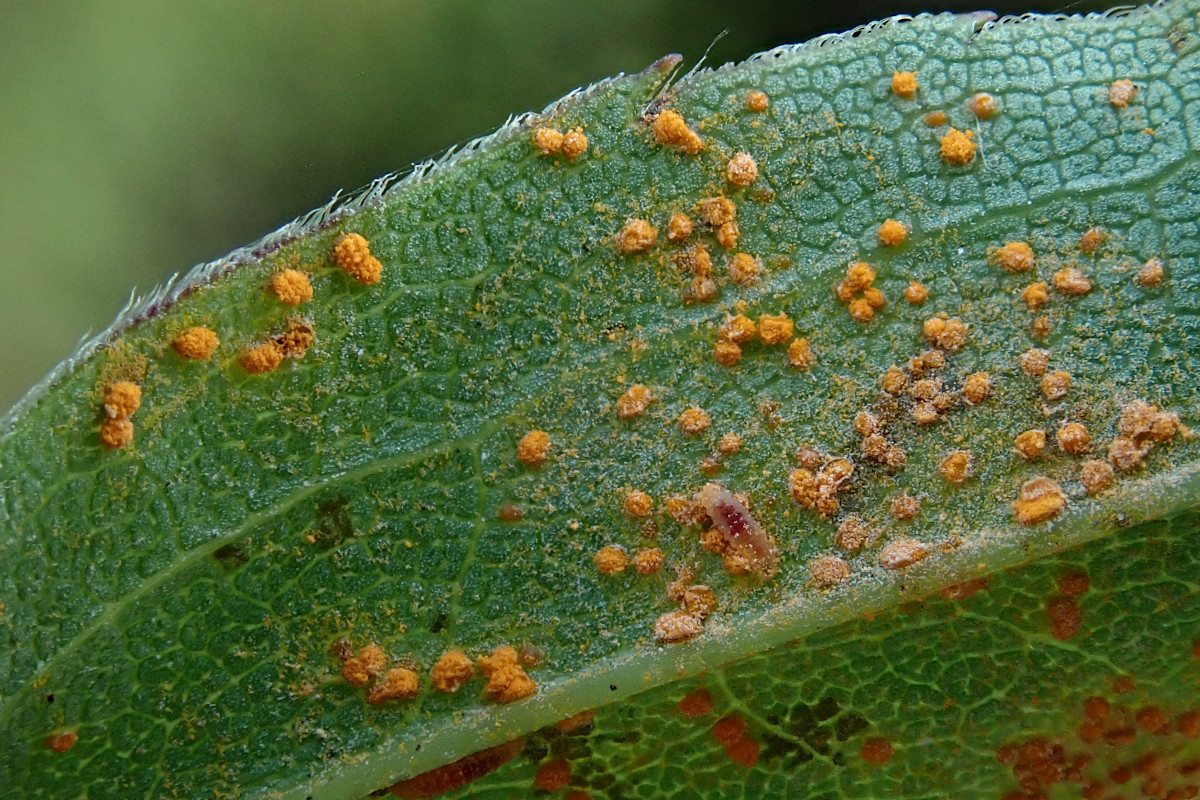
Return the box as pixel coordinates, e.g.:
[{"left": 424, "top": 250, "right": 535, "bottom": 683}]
[
  {"left": 172, "top": 325, "right": 220, "bottom": 360},
  {"left": 240, "top": 342, "right": 284, "bottom": 374},
  {"left": 103, "top": 380, "right": 141, "bottom": 420},
  {"left": 560, "top": 128, "right": 588, "bottom": 160},
  {"left": 478, "top": 646, "right": 537, "bottom": 704},
  {"left": 652, "top": 109, "right": 704, "bottom": 154},
  {"left": 516, "top": 429, "right": 551, "bottom": 467},
  {"left": 1012, "top": 477, "right": 1067, "bottom": 524},
  {"left": 616, "top": 384, "right": 653, "bottom": 419},
  {"left": 616, "top": 218, "right": 657, "bottom": 253},
  {"left": 431, "top": 650, "right": 474, "bottom": 693},
  {"left": 341, "top": 644, "right": 387, "bottom": 687},
  {"left": 367, "top": 667, "right": 419, "bottom": 704},
  {"left": 940, "top": 128, "right": 976, "bottom": 165},
  {"left": 387, "top": 739, "right": 524, "bottom": 799},
  {"left": 274, "top": 319, "right": 315, "bottom": 358},
  {"left": 891, "top": 71, "right": 918, "bottom": 99},
  {"left": 269, "top": 269, "right": 313, "bottom": 306},
  {"left": 100, "top": 418, "right": 134, "bottom": 450},
  {"left": 332, "top": 232, "right": 383, "bottom": 285}
]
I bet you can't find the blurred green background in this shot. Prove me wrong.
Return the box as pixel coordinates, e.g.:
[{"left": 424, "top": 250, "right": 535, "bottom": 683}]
[{"left": 0, "top": 0, "right": 1142, "bottom": 409}]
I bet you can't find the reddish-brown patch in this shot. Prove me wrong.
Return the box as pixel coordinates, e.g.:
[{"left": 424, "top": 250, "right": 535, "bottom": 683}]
[
  {"left": 533, "top": 759, "right": 572, "bottom": 792},
  {"left": 1046, "top": 595, "right": 1083, "bottom": 641},
  {"left": 555, "top": 710, "right": 595, "bottom": 734},
  {"left": 565, "top": 792, "right": 591, "bottom": 800},
  {"left": 1137, "top": 706, "right": 1170, "bottom": 734},
  {"left": 1085, "top": 697, "right": 1111, "bottom": 722},
  {"left": 726, "top": 737, "right": 760, "bottom": 768},
  {"left": 678, "top": 689, "right": 714, "bottom": 719},
  {"left": 45, "top": 731, "right": 77, "bottom": 752},
  {"left": 1105, "top": 727, "right": 1137, "bottom": 747},
  {"left": 1058, "top": 572, "right": 1091, "bottom": 596},
  {"left": 860, "top": 737, "right": 894, "bottom": 765},
  {"left": 1114, "top": 677, "right": 1136, "bottom": 694},
  {"left": 1193, "top": 640, "right": 1200, "bottom": 660},
  {"left": 713, "top": 715, "right": 747, "bottom": 748},
  {"left": 941, "top": 578, "right": 989, "bottom": 601},
  {"left": 388, "top": 739, "right": 523, "bottom": 798},
  {"left": 1178, "top": 711, "right": 1200, "bottom": 739}
]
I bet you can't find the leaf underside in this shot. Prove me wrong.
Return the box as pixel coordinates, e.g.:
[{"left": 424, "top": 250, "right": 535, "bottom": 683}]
[{"left": 2, "top": 3, "right": 1200, "bottom": 799}]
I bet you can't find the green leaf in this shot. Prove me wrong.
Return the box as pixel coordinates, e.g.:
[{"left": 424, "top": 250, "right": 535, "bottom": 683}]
[{"left": 3, "top": 3, "right": 1200, "bottom": 799}]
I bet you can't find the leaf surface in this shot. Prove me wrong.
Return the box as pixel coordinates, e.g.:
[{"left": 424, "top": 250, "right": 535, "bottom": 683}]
[{"left": 2, "top": 4, "right": 1200, "bottom": 799}]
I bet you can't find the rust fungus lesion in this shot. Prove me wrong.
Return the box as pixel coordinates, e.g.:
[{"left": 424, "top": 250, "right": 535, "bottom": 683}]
[
  {"left": 725, "top": 152, "right": 759, "bottom": 187},
  {"left": 1012, "top": 476, "right": 1067, "bottom": 524},
  {"left": 478, "top": 646, "right": 538, "bottom": 703},
  {"left": 431, "top": 650, "right": 475, "bottom": 693},
  {"left": 789, "top": 457, "right": 854, "bottom": 517},
  {"left": 616, "top": 383, "right": 654, "bottom": 419},
  {"left": 809, "top": 555, "right": 851, "bottom": 588},
  {"left": 835, "top": 261, "right": 885, "bottom": 322},
  {"left": 879, "top": 539, "right": 928, "bottom": 570},
  {"left": 172, "top": 325, "right": 220, "bottom": 360},
  {"left": 240, "top": 341, "right": 285, "bottom": 375},
  {"left": 1109, "top": 79, "right": 1138, "bottom": 108},
  {"left": 269, "top": 268, "right": 313, "bottom": 306},
  {"left": 891, "top": 71, "right": 918, "bottom": 99},
  {"left": 651, "top": 109, "right": 704, "bottom": 154},
  {"left": 968, "top": 92, "right": 999, "bottom": 119},
  {"left": 594, "top": 545, "right": 628, "bottom": 575},
  {"left": 992, "top": 241, "right": 1036, "bottom": 273},
  {"left": 877, "top": 218, "right": 909, "bottom": 246},
  {"left": 745, "top": 89, "right": 769, "bottom": 112},
  {"left": 332, "top": 232, "right": 383, "bottom": 285},
  {"left": 516, "top": 429, "right": 551, "bottom": 468},
  {"left": 615, "top": 218, "right": 658, "bottom": 254},
  {"left": 99, "top": 379, "right": 142, "bottom": 450},
  {"left": 940, "top": 128, "right": 976, "bottom": 165}
]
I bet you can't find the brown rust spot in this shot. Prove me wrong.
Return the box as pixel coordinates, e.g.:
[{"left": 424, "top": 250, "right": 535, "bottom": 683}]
[
  {"left": 387, "top": 739, "right": 524, "bottom": 798},
  {"left": 678, "top": 689, "right": 714, "bottom": 718}
]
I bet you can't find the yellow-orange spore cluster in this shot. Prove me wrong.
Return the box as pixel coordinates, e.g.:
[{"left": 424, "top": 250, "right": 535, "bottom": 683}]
[
  {"left": 992, "top": 241, "right": 1036, "bottom": 272},
  {"left": 891, "top": 71, "right": 918, "bottom": 99},
  {"left": 615, "top": 218, "right": 658, "bottom": 253},
  {"left": 623, "top": 490, "right": 654, "bottom": 517},
  {"left": 655, "top": 581, "right": 718, "bottom": 644},
  {"left": 1014, "top": 429, "right": 1047, "bottom": 460},
  {"left": 593, "top": 545, "right": 628, "bottom": 574},
  {"left": 835, "top": 515, "right": 870, "bottom": 552},
  {"left": 1109, "top": 79, "right": 1138, "bottom": 108},
  {"left": 332, "top": 232, "right": 383, "bottom": 285},
  {"left": 789, "top": 458, "right": 854, "bottom": 517},
  {"left": 560, "top": 128, "right": 588, "bottom": 159},
  {"left": 634, "top": 547, "right": 665, "bottom": 575},
  {"left": 679, "top": 407, "right": 711, "bottom": 435},
  {"left": 1012, "top": 476, "right": 1067, "bottom": 524},
  {"left": 890, "top": 494, "right": 920, "bottom": 520},
  {"left": 172, "top": 326, "right": 219, "bottom": 360},
  {"left": 532, "top": 126, "right": 564, "bottom": 154},
  {"left": 517, "top": 429, "right": 551, "bottom": 467},
  {"left": 1135, "top": 258, "right": 1164, "bottom": 287},
  {"left": 1078, "top": 227, "right": 1106, "bottom": 255},
  {"left": 477, "top": 646, "right": 537, "bottom": 704},
  {"left": 1080, "top": 459, "right": 1114, "bottom": 495},
  {"left": 269, "top": 269, "right": 313, "bottom": 306},
  {"left": 367, "top": 667, "right": 420, "bottom": 704},
  {"left": 431, "top": 650, "right": 475, "bottom": 693},
  {"left": 341, "top": 644, "right": 387, "bottom": 687},
  {"left": 274, "top": 319, "right": 315, "bottom": 358},
  {"left": 1053, "top": 267, "right": 1093, "bottom": 296},
  {"left": 725, "top": 152, "right": 759, "bottom": 187},
  {"left": 787, "top": 337, "right": 815, "bottom": 370},
  {"left": 968, "top": 92, "right": 999, "bottom": 119},
  {"left": 652, "top": 110, "right": 704, "bottom": 154},
  {"left": 923, "top": 110, "right": 947, "bottom": 127},
  {"left": 877, "top": 219, "right": 909, "bottom": 246},
  {"left": 1021, "top": 282, "right": 1049, "bottom": 309},
  {"left": 938, "top": 450, "right": 972, "bottom": 484},
  {"left": 616, "top": 384, "right": 654, "bottom": 419},
  {"left": 100, "top": 380, "right": 142, "bottom": 450},
  {"left": 1057, "top": 422, "right": 1091, "bottom": 455},
  {"left": 855, "top": 410, "right": 906, "bottom": 468},
  {"left": 835, "top": 261, "right": 885, "bottom": 322},
  {"left": 904, "top": 282, "right": 929, "bottom": 304},
  {"left": 962, "top": 372, "right": 992, "bottom": 405},
  {"left": 1040, "top": 370, "right": 1072, "bottom": 401},
  {"left": 809, "top": 555, "right": 851, "bottom": 588},
  {"left": 667, "top": 213, "right": 693, "bottom": 242},
  {"left": 745, "top": 89, "right": 769, "bottom": 112},
  {"left": 923, "top": 315, "right": 968, "bottom": 351},
  {"left": 940, "top": 128, "right": 976, "bottom": 165},
  {"left": 727, "top": 252, "right": 759, "bottom": 284},
  {"left": 1108, "top": 399, "right": 1190, "bottom": 471}
]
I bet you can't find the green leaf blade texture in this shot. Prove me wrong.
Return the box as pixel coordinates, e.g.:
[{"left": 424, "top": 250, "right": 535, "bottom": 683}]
[{"left": 3, "top": 4, "right": 1200, "bottom": 799}]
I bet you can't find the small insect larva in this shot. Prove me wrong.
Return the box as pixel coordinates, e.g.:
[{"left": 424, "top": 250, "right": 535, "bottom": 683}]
[{"left": 696, "top": 482, "right": 778, "bottom": 578}]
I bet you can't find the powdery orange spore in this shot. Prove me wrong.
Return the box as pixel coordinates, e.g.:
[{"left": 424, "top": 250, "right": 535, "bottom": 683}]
[
  {"left": 477, "top": 646, "right": 537, "bottom": 704},
  {"left": 1057, "top": 423, "right": 1091, "bottom": 455},
  {"left": 623, "top": 490, "right": 654, "bottom": 517},
  {"left": 241, "top": 342, "right": 284, "bottom": 374},
  {"left": 836, "top": 515, "right": 870, "bottom": 551},
  {"left": 923, "top": 316, "right": 968, "bottom": 351},
  {"left": 332, "top": 233, "right": 383, "bottom": 285},
  {"left": 714, "top": 340, "right": 742, "bottom": 367},
  {"left": 667, "top": 213, "right": 693, "bottom": 242},
  {"left": 727, "top": 252, "right": 758, "bottom": 285},
  {"left": 787, "top": 338, "right": 815, "bottom": 370},
  {"left": 696, "top": 197, "right": 736, "bottom": 227},
  {"left": 1109, "top": 79, "right": 1138, "bottom": 108},
  {"left": 1079, "top": 227, "right": 1106, "bottom": 254},
  {"left": 594, "top": 545, "right": 628, "bottom": 575},
  {"left": 367, "top": 667, "right": 419, "bottom": 704},
  {"left": 431, "top": 650, "right": 474, "bottom": 693},
  {"left": 1020, "top": 348, "right": 1050, "bottom": 378},
  {"left": 1054, "top": 268, "right": 1092, "bottom": 296},
  {"left": 1012, "top": 477, "right": 1067, "bottom": 524},
  {"left": 683, "top": 585, "right": 718, "bottom": 619},
  {"left": 172, "top": 326, "right": 220, "bottom": 360},
  {"left": 533, "top": 760, "right": 572, "bottom": 792},
  {"left": 890, "top": 494, "right": 920, "bottom": 520},
  {"left": 968, "top": 92, "right": 999, "bottom": 119},
  {"left": 616, "top": 384, "right": 654, "bottom": 419},
  {"left": 924, "top": 110, "right": 947, "bottom": 127},
  {"left": 1136, "top": 258, "right": 1164, "bottom": 287},
  {"left": 904, "top": 282, "right": 929, "bottom": 304},
  {"left": 654, "top": 609, "right": 703, "bottom": 643},
  {"left": 717, "top": 432, "right": 743, "bottom": 454},
  {"left": 878, "top": 219, "right": 909, "bottom": 246},
  {"left": 745, "top": 89, "right": 769, "bottom": 112},
  {"left": 809, "top": 555, "right": 851, "bottom": 588},
  {"left": 103, "top": 381, "right": 141, "bottom": 420},
  {"left": 560, "top": 128, "right": 588, "bottom": 160},
  {"left": 100, "top": 418, "right": 134, "bottom": 450},
  {"left": 1079, "top": 459, "right": 1114, "bottom": 494},
  {"left": 993, "top": 241, "right": 1036, "bottom": 272},
  {"left": 962, "top": 372, "right": 991, "bottom": 405},
  {"left": 517, "top": 430, "right": 551, "bottom": 467},
  {"left": 715, "top": 221, "right": 740, "bottom": 249},
  {"left": 679, "top": 407, "right": 711, "bottom": 435},
  {"left": 1021, "top": 282, "right": 1049, "bottom": 309},
  {"left": 1014, "top": 430, "right": 1047, "bottom": 460},
  {"left": 652, "top": 110, "right": 704, "bottom": 154},
  {"left": 880, "top": 365, "right": 906, "bottom": 394},
  {"left": 342, "top": 644, "right": 387, "bottom": 687},
  {"left": 615, "top": 219, "right": 657, "bottom": 253},
  {"left": 891, "top": 71, "right": 918, "bottom": 99},
  {"left": 939, "top": 450, "right": 972, "bottom": 484},
  {"left": 757, "top": 313, "right": 793, "bottom": 345},
  {"left": 274, "top": 319, "right": 315, "bottom": 358},
  {"left": 634, "top": 547, "right": 664, "bottom": 575},
  {"left": 725, "top": 152, "right": 759, "bottom": 187},
  {"left": 1040, "top": 370, "right": 1072, "bottom": 401},
  {"left": 940, "top": 128, "right": 976, "bottom": 165},
  {"left": 533, "top": 127, "right": 564, "bottom": 154},
  {"left": 270, "top": 269, "right": 313, "bottom": 306}
]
